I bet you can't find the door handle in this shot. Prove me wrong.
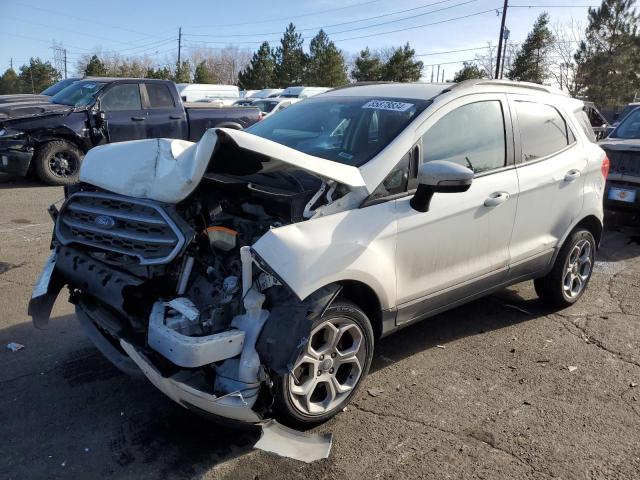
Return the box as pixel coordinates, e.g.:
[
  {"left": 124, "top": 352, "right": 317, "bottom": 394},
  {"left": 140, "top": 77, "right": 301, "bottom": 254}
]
[
  {"left": 169, "top": 115, "right": 183, "bottom": 120},
  {"left": 131, "top": 116, "right": 146, "bottom": 121},
  {"left": 484, "top": 192, "right": 510, "bottom": 207},
  {"left": 564, "top": 169, "right": 581, "bottom": 182}
]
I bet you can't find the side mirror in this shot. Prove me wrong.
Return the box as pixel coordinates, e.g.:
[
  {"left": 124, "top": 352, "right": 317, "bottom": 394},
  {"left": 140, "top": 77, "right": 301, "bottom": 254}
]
[{"left": 410, "top": 160, "right": 473, "bottom": 212}]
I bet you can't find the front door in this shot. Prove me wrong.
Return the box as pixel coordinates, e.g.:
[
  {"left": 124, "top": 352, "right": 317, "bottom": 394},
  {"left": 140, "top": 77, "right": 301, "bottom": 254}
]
[
  {"left": 394, "top": 94, "right": 518, "bottom": 324},
  {"left": 100, "top": 83, "right": 146, "bottom": 143}
]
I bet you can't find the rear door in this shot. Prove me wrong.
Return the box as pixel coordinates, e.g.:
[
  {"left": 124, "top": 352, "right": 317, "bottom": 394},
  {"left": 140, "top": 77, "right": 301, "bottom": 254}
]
[
  {"left": 141, "top": 82, "right": 187, "bottom": 139},
  {"left": 394, "top": 94, "right": 519, "bottom": 323},
  {"left": 100, "top": 83, "right": 146, "bottom": 143},
  {"left": 507, "top": 96, "right": 586, "bottom": 276}
]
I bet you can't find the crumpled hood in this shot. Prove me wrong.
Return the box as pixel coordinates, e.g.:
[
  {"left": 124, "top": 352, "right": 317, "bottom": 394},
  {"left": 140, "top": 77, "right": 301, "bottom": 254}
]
[
  {"left": 0, "top": 101, "right": 72, "bottom": 122},
  {"left": 79, "top": 128, "right": 368, "bottom": 203},
  {"left": 0, "top": 94, "right": 50, "bottom": 105}
]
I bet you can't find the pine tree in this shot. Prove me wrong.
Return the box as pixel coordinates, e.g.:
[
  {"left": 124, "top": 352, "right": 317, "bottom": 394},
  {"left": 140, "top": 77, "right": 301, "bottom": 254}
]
[
  {"left": 146, "top": 66, "right": 172, "bottom": 80},
  {"left": 507, "top": 13, "right": 554, "bottom": 83},
  {"left": 0, "top": 68, "right": 21, "bottom": 94},
  {"left": 351, "top": 48, "right": 383, "bottom": 82},
  {"left": 274, "top": 23, "right": 306, "bottom": 86},
  {"left": 304, "top": 30, "right": 347, "bottom": 87},
  {"left": 84, "top": 55, "right": 107, "bottom": 77},
  {"left": 453, "top": 62, "right": 485, "bottom": 82},
  {"left": 18, "top": 57, "right": 61, "bottom": 93},
  {"left": 574, "top": 0, "right": 640, "bottom": 107},
  {"left": 381, "top": 43, "right": 423, "bottom": 82},
  {"left": 173, "top": 60, "right": 191, "bottom": 83},
  {"left": 193, "top": 61, "right": 219, "bottom": 84},
  {"left": 238, "top": 41, "right": 276, "bottom": 89}
]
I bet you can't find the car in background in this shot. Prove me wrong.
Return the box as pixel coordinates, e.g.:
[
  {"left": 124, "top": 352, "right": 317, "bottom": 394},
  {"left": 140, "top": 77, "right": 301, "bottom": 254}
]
[
  {"left": 176, "top": 83, "right": 239, "bottom": 104},
  {"left": 252, "top": 97, "right": 298, "bottom": 118},
  {"left": 279, "top": 86, "right": 331, "bottom": 99},
  {"left": 0, "top": 77, "right": 81, "bottom": 105},
  {"left": 250, "top": 88, "right": 283, "bottom": 99},
  {"left": 599, "top": 106, "right": 640, "bottom": 212},
  {"left": 232, "top": 98, "right": 257, "bottom": 107},
  {"left": 0, "top": 78, "right": 260, "bottom": 185}
]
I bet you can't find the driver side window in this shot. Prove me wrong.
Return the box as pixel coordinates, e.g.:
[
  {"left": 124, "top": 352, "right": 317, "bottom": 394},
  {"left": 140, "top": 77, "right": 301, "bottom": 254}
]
[
  {"left": 421, "top": 100, "right": 506, "bottom": 174},
  {"left": 101, "top": 84, "right": 142, "bottom": 111}
]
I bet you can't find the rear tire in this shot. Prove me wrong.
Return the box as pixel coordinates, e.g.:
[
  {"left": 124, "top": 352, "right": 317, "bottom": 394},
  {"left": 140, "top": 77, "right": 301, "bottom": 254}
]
[
  {"left": 33, "top": 140, "right": 83, "bottom": 186},
  {"left": 535, "top": 228, "right": 595, "bottom": 308},
  {"left": 271, "top": 299, "right": 374, "bottom": 428}
]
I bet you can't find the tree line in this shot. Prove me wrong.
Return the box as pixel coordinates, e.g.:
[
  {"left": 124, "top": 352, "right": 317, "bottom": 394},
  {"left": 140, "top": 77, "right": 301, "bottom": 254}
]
[
  {"left": 453, "top": 0, "right": 640, "bottom": 109},
  {"left": 0, "top": 22, "right": 423, "bottom": 94}
]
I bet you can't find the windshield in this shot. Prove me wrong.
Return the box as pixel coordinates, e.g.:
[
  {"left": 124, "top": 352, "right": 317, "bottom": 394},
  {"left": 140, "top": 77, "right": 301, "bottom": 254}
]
[
  {"left": 41, "top": 78, "right": 79, "bottom": 96},
  {"left": 252, "top": 100, "right": 279, "bottom": 113},
  {"left": 246, "top": 96, "right": 429, "bottom": 167},
  {"left": 51, "top": 81, "right": 106, "bottom": 106},
  {"left": 617, "top": 105, "right": 638, "bottom": 123},
  {"left": 611, "top": 108, "right": 640, "bottom": 139}
]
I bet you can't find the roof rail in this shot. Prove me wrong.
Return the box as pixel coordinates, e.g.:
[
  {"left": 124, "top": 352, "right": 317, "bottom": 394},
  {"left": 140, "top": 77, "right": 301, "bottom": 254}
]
[{"left": 445, "top": 79, "right": 566, "bottom": 96}]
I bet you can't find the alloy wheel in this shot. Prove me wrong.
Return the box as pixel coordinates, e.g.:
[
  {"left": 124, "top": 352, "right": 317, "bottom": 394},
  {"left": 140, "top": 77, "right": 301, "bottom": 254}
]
[
  {"left": 288, "top": 316, "right": 366, "bottom": 416},
  {"left": 562, "top": 238, "right": 593, "bottom": 299},
  {"left": 48, "top": 152, "right": 78, "bottom": 178}
]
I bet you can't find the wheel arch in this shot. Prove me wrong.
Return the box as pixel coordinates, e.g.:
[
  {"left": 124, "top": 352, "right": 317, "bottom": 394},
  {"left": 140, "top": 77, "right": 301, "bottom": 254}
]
[
  {"left": 333, "top": 280, "right": 383, "bottom": 340},
  {"left": 550, "top": 214, "right": 603, "bottom": 268}
]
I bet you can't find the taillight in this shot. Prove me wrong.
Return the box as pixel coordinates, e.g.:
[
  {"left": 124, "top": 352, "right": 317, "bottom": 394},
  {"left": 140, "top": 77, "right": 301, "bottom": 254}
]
[{"left": 601, "top": 155, "right": 610, "bottom": 179}]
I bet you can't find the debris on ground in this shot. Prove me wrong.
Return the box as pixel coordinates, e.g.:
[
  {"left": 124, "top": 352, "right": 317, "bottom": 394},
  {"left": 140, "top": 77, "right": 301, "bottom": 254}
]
[
  {"left": 503, "top": 304, "right": 532, "bottom": 315},
  {"left": 396, "top": 384, "right": 401, "bottom": 391},
  {"left": 6, "top": 342, "right": 24, "bottom": 352},
  {"left": 568, "top": 366, "right": 578, "bottom": 373},
  {"left": 367, "top": 387, "right": 385, "bottom": 397},
  {"left": 630, "top": 382, "right": 638, "bottom": 388},
  {"left": 436, "top": 345, "right": 446, "bottom": 349},
  {"left": 254, "top": 419, "right": 332, "bottom": 463}
]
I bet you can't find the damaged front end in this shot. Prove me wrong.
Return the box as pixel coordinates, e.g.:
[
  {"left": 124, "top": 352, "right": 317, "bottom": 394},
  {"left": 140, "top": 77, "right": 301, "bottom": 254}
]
[{"left": 28, "top": 129, "right": 353, "bottom": 424}]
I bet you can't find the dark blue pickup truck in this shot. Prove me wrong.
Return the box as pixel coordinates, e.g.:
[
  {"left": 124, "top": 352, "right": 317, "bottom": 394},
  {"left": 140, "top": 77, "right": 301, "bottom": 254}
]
[{"left": 0, "top": 78, "right": 261, "bottom": 185}]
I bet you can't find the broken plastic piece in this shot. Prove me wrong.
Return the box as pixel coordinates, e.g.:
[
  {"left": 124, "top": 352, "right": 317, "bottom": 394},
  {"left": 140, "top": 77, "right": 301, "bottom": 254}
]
[
  {"left": 206, "top": 226, "right": 238, "bottom": 252},
  {"left": 6, "top": 342, "right": 24, "bottom": 352},
  {"left": 254, "top": 419, "right": 332, "bottom": 463},
  {"left": 568, "top": 366, "right": 578, "bottom": 372}
]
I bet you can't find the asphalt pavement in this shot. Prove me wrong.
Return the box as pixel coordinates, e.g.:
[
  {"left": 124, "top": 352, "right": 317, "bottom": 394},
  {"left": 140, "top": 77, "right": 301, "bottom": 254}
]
[{"left": 1, "top": 174, "right": 639, "bottom": 480}]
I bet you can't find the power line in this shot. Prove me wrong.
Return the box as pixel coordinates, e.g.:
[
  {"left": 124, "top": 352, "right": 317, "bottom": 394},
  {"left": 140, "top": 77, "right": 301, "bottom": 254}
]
[
  {"left": 183, "top": 0, "right": 469, "bottom": 37},
  {"left": 183, "top": 0, "right": 384, "bottom": 28}
]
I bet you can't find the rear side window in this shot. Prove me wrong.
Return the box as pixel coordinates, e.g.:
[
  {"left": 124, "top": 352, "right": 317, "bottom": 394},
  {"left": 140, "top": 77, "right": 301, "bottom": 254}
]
[
  {"left": 146, "top": 83, "right": 175, "bottom": 108},
  {"left": 516, "top": 102, "right": 574, "bottom": 161},
  {"left": 101, "top": 84, "right": 141, "bottom": 111},
  {"left": 422, "top": 100, "right": 506, "bottom": 174},
  {"left": 576, "top": 109, "right": 597, "bottom": 142}
]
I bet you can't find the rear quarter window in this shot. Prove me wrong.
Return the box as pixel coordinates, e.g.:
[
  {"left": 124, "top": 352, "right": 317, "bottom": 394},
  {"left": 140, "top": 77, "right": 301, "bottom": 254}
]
[
  {"left": 146, "top": 83, "right": 175, "bottom": 109},
  {"left": 515, "top": 101, "right": 575, "bottom": 161}
]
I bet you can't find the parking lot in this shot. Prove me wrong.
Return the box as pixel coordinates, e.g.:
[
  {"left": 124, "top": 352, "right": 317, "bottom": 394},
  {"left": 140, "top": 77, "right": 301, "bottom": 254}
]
[{"left": 1, "top": 174, "right": 639, "bottom": 480}]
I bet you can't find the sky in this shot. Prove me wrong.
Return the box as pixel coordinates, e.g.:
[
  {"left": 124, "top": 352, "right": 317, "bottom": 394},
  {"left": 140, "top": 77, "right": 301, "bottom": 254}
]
[{"left": 0, "top": 0, "right": 604, "bottom": 79}]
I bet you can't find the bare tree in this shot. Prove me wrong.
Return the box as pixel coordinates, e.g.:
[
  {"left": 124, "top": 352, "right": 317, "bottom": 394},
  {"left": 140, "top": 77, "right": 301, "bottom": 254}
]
[{"left": 548, "top": 19, "right": 584, "bottom": 95}]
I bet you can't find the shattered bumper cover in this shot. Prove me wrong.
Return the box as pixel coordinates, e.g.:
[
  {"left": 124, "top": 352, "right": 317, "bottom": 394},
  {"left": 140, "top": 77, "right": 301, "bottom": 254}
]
[{"left": 120, "top": 339, "right": 262, "bottom": 423}]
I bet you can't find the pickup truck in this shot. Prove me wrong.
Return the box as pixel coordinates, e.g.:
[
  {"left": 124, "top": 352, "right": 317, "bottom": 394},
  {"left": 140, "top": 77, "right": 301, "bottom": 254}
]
[{"left": 0, "top": 78, "right": 261, "bottom": 185}]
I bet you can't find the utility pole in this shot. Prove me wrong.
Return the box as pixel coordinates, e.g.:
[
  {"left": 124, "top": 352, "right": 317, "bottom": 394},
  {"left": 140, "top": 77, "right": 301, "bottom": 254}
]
[
  {"left": 436, "top": 64, "right": 440, "bottom": 83},
  {"left": 430, "top": 65, "right": 434, "bottom": 82},
  {"left": 499, "top": 28, "right": 509, "bottom": 79},
  {"left": 441, "top": 69, "right": 445, "bottom": 82},
  {"left": 177, "top": 27, "right": 182, "bottom": 74},
  {"left": 495, "top": 0, "right": 509, "bottom": 79},
  {"left": 10, "top": 57, "right": 13, "bottom": 70},
  {"left": 64, "top": 48, "right": 67, "bottom": 79}
]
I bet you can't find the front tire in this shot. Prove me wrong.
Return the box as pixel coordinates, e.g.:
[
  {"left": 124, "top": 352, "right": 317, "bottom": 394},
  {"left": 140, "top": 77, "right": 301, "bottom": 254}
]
[
  {"left": 272, "top": 300, "right": 374, "bottom": 427},
  {"left": 535, "top": 228, "right": 595, "bottom": 308},
  {"left": 33, "top": 140, "right": 83, "bottom": 186}
]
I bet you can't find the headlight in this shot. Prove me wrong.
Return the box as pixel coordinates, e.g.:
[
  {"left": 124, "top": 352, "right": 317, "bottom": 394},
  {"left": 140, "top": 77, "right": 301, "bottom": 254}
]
[{"left": 0, "top": 127, "right": 25, "bottom": 139}]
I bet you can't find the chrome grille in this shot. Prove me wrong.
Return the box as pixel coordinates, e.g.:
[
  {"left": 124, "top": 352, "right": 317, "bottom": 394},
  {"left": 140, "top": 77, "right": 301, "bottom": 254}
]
[
  {"left": 56, "top": 192, "right": 186, "bottom": 265},
  {"left": 605, "top": 149, "right": 640, "bottom": 177}
]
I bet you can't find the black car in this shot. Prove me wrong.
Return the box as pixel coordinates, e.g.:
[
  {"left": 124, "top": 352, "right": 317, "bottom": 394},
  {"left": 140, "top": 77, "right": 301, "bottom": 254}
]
[
  {"left": 0, "top": 78, "right": 261, "bottom": 185},
  {"left": 599, "top": 106, "right": 640, "bottom": 212}
]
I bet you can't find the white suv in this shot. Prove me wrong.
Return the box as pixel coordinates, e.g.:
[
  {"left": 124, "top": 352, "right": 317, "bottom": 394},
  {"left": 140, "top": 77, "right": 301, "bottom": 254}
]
[{"left": 30, "top": 80, "right": 608, "bottom": 426}]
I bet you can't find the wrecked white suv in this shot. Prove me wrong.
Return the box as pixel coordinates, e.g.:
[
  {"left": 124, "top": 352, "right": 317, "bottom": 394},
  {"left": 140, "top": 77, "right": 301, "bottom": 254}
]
[{"left": 30, "top": 80, "right": 608, "bottom": 426}]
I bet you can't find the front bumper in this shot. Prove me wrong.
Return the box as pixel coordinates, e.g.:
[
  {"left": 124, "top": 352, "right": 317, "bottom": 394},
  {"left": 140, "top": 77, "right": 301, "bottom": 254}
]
[{"left": 0, "top": 139, "right": 33, "bottom": 176}]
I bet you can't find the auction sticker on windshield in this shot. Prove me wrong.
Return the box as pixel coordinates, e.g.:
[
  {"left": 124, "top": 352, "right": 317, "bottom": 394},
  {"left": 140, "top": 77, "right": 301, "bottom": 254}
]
[{"left": 362, "top": 100, "right": 414, "bottom": 112}]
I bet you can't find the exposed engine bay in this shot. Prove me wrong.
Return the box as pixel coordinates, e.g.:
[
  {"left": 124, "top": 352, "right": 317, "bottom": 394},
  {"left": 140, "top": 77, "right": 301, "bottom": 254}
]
[{"left": 29, "top": 134, "right": 354, "bottom": 423}]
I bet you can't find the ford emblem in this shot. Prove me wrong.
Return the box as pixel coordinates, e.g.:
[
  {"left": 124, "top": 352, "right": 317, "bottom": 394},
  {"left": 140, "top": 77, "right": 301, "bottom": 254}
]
[{"left": 94, "top": 215, "right": 116, "bottom": 229}]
